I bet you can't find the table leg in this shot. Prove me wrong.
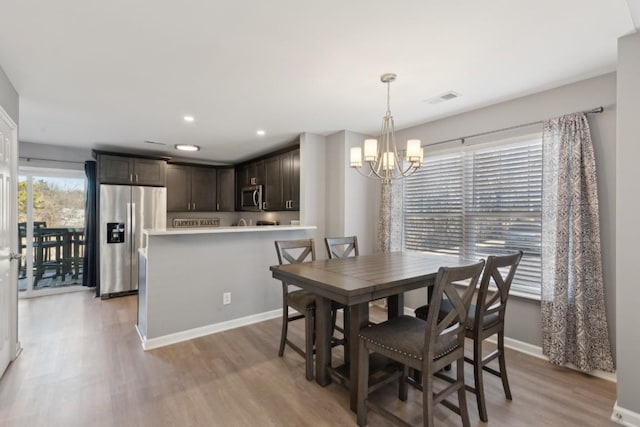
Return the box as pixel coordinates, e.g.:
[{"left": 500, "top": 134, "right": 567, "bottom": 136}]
[
  {"left": 349, "top": 302, "right": 369, "bottom": 412},
  {"left": 315, "top": 296, "right": 332, "bottom": 386},
  {"left": 387, "top": 293, "right": 405, "bottom": 320}
]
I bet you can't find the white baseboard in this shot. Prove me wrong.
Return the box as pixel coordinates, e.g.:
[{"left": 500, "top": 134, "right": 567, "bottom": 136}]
[
  {"left": 494, "top": 335, "right": 617, "bottom": 383},
  {"left": 402, "top": 306, "right": 616, "bottom": 383},
  {"left": 137, "top": 309, "right": 281, "bottom": 351},
  {"left": 612, "top": 401, "right": 640, "bottom": 426}
]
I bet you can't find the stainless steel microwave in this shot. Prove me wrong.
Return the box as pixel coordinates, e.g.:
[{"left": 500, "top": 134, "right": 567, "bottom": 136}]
[{"left": 240, "top": 185, "right": 262, "bottom": 211}]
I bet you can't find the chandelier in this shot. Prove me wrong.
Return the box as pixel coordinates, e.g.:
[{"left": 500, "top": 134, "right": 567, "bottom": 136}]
[{"left": 350, "top": 73, "right": 423, "bottom": 184}]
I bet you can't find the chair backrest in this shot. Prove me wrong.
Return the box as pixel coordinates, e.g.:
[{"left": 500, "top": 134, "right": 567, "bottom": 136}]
[
  {"left": 275, "top": 239, "right": 316, "bottom": 265},
  {"left": 473, "top": 251, "right": 523, "bottom": 331},
  {"left": 324, "top": 236, "right": 359, "bottom": 259},
  {"left": 423, "top": 261, "right": 485, "bottom": 361}
]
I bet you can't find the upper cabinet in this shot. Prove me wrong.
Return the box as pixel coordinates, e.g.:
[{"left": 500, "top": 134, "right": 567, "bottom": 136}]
[
  {"left": 237, "top": 160, "right": 264, "bottom": 188},
  {"left": 98, "top": 154, "right": 166, "bottom": 187},
  {"left": 281, "top": 148, "right": 300, "bottom": 211},
  {"left": 235, "top": 160, "right": 264, "bottom": 209},
  {"left": 263, "top": 155, "right": 283, "bottom": 211},
  {"left": 167, "top": 164, "right": 236, "bottom": 212},
  {"left": 167, "top": 164, "right": 217, "bottom": 212},
  {"left": 262, "top": 148, "right": 300, "bottom": 211},
  {"left": 216, "top": 168, "right": 235, "bottom": 212}
]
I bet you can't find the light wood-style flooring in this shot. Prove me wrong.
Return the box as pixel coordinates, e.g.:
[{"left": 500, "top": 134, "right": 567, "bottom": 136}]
[{"left": 0, "top": 291, "right": 616, "bottom": 426}]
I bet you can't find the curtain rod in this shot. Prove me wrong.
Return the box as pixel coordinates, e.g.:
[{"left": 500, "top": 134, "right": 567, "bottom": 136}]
[
  {"left": 423, "top": 106, "right": 604, "bottom": 148},
  {"left": 19, "top": 156, "right": 87, "bottom": 165}
]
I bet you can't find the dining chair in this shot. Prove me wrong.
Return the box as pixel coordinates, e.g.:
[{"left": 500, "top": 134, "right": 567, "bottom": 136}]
[
  {"left": 324, "top": 236, "right": 359, "bottom": 362},
  {"left": 324, "top": 235, "right": 359, "bottom": 259},
  {"left": 357, "top": 261, "right": 485, "bottom": 427},
  {"left": 414, "top": 251, "right": 523, "bottom": 422},
  {"left": 274, "top": 239, "right": 318, "bottom": 380}
]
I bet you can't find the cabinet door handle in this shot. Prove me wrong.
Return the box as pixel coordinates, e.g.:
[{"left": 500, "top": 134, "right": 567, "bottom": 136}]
[
  {"left": 135, "top": 173, "right": 139, "bottom": 182},
  {"left": 262, "top": 201, "right": 266, "bottom": 210},
  {"left": 129, "top": 174, "right": 133, "bottom": 182},
  {"left": 188, "top": 202, "right": 191, "bottom": 211},
  {"left": 216, "top": 203, "right": 220, "bottom": 211},
  {"left": 193, "top": 202, "right": 196, "bottom": 210}
]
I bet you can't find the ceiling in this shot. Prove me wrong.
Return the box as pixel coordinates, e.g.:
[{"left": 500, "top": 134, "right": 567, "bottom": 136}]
[{"left": 0, "top": 1, "right": 636, "bottom": 164}]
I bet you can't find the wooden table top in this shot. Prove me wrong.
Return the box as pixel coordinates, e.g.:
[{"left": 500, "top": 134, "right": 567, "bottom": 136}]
[{"left": 270, "top": 251, "right": 476, "bottom": 305}]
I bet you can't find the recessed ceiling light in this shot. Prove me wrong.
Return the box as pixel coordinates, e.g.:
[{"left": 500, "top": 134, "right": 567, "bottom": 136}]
[
  {"left": 184, "top": 115, "right": 195, "bottom": 122},
  {"left": 256, "top": 129, "right": 266, "bottom": 136},
  {"left": 175, "top": 144, "right": 200, "bottom": 152}
]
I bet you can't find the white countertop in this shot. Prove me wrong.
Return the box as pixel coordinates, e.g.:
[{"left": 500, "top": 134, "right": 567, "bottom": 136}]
[{"left": 144, "top": 225, "right": 316, "bottom": 236}]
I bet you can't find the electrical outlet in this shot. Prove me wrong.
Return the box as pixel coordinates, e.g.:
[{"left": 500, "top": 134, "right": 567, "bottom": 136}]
[{"left": 223, "top": 292, "right": 231, "bottom": 305}]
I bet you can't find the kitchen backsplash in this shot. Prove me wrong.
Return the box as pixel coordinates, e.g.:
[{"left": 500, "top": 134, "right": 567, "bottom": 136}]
[{"left": 166, "top": 211, "right": 299, "bottom": 227}]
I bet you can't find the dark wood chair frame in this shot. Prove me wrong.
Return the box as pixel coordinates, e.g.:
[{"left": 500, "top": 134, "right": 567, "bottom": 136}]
[
  {"left": 324, "top": 236, "right": 359, "bottom": 363},
  {"left": 274, "top": 239, "right": 318, "bottom": 380},
  {"left": 412, "top": 251, "right": 523, "bottom": 422},
  {"left": 324, "top": 235, "right": 359, "bottom": 259},
  {"left": 357, "top": 261, "right": 485, "bottom": 427},
  {"left": 463, "top": 251, "right": 523, "bottom": 422}
]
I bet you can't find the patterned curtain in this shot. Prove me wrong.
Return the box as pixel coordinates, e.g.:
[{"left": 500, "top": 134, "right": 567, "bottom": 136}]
[
  {"left": 541, "top": 113, "right": 614, "bottom": 373},
  {"left": 377, "top": 180, "right": 403, "bottom": 253}
]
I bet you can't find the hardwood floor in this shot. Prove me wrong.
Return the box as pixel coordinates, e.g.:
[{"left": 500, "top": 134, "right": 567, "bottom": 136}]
[{"left": 0, "top": 292, "right": 616, "bottom": 427}]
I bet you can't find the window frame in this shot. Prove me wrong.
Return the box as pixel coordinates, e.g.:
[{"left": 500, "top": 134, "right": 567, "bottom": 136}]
[{"left": 403, "top": 132, "right": 542, "bottom": 299}]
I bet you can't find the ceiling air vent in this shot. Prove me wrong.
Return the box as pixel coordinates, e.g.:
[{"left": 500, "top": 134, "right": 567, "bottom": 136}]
[{"left": 425, "top": 90, "right": 461, "bottom": 104}]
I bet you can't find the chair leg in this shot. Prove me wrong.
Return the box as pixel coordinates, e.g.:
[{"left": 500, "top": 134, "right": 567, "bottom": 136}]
[
  {"left": 304, "top": 307, "right": 315, "bottom": 381},
  {"left": 331, "top": 307, "right": 337, "bottom": 336},
  {"left": 474, "top": 335, "right": 488, "bottom": 422},
  {"left": 356, "top": 339, "right": 369, "bottom": 427},
  {"left": 399, "top": 365, "right": 408, "bottom": 401},
  {"left": 457, "top": 357, "right": 471, "bottom": 427},
  {"left": 498, "top": 330, "right": 512, "bottom": 400},
  {"left": 422, "top": 362, "right": 435, "bottom": 427},
  {"left": 343, "top": 307, "right": 350, "bottom": 365},
  {"left": 278, "top": 302, "right": 288, "bottom": 357}
]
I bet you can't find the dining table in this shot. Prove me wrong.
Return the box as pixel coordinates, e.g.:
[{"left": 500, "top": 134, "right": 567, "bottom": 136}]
[{"left": 270, "top": 250, "right": 475, "bottom": 411}]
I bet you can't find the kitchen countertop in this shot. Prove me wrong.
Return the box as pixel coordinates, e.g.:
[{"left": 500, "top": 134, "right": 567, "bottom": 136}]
[{"left": 144, "top": 224, "right": 316, "bottom": 236}]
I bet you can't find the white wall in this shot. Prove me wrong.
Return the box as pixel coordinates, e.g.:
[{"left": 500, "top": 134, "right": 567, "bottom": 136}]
[
  {"left": 0, "top": 65, "right": 18, "bottom": 124},
  {"left": 300, "top": 132, "right": 327, "bottom": 257},
  {"left": 324, "top": 130, "right": 379, "bottom": 255},
  {"left": 390, "top": 73, "right": 618, "bottom": 350},
  {"left": 18, "top": 141, "right": 92, "bottom": 171},
  {"left": 615, "top": 31, "right": 640, "bottom": 417}
]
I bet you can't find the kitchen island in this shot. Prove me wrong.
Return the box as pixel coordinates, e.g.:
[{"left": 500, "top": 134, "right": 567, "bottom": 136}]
[{"left": 137, "top": 225, "right": 316, "bottom": 350}]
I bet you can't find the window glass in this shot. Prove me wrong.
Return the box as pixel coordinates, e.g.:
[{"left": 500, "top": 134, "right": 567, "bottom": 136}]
[{"left": 403, "top": 135, "right": 542, "bottom": 295}]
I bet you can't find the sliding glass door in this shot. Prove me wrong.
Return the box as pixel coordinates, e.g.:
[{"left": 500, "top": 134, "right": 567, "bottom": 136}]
[{"left": 18, "top": 167, "right": 87, "bottom": 297}]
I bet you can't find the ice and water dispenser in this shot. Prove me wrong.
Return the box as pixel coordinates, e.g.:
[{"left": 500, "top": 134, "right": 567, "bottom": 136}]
[{"left": 106, "top": 222, "right": 125, "bottom": 244}]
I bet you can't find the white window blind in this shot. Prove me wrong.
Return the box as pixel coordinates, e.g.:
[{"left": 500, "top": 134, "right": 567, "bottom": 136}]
[{"left": 404, "top": 136, "right": 542, "bottom": 296}]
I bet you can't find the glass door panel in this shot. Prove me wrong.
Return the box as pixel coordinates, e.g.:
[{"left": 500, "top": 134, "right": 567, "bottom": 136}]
[{"left": 18, "top": 169, "right": 86, "bottom": 296}]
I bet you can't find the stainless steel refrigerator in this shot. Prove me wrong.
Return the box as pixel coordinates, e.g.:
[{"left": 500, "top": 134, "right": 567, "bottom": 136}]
[{"left": 99, "top": 185, "right": 166, "bottom": 298}]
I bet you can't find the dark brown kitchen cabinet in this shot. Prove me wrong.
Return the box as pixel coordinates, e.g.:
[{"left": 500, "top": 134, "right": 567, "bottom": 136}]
[
  {"left": 98, "top": 154, "right": 166, "bottom": 186},
  {"left": 262, "top": 148, "right": 299, "bottom": 211},
  {"left": 166, "top": 164, "right": 216, "bottom": 212},
  {"left": 235, "top": 160, "right": 264, "bottom": 209},
  {"left": 239, "top": 161, "right": 264, "bottom": 187},
  {"left": 263, "top": 155, "right": 283, "bottom": 211},
  {"left": 216, "top": 168, "right": 235, "bottom": 211},
  {"left": 281, "top": 148, "right": 300, "bottom": 210}
]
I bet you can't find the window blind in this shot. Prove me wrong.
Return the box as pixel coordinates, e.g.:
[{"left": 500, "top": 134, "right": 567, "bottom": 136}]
[{"left": 403, "top": 137, "right": 542, "bottom": 296}]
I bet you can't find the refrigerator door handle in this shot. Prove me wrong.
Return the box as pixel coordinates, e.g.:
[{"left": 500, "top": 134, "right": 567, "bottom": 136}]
[
  {"left": 127, "top": 201, "right": 133, "bottom": 260},
  {"left": 131, "top": 202, "right": 136, "bottom": 248}
]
